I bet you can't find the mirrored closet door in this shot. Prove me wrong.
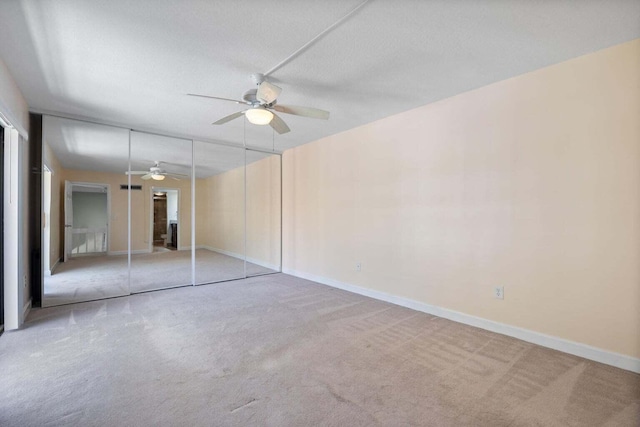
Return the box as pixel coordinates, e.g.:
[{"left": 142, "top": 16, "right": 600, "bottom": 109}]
[
  {"left": 194, "top": 141, "right": 246, "bottom": 285},
  {"left": 42, "top": 116, "right": 130, "bottom": 306},
  {"left": 129, "top": 131, "right": 194, "bottom": 293},
  {"left": 42, "top": 115, "right": 283, "bottom": 307},
  {"left": 245, "top": 149, "right": 281, "bottom": 277}
]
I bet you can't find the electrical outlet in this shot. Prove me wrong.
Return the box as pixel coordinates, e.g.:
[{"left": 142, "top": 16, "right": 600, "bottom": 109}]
[
  {"left": 494, "top": 286, "right": 504, "bottom": 299},
  {"left": 356, "top": 262, "right": 361, "bottom": 272}
]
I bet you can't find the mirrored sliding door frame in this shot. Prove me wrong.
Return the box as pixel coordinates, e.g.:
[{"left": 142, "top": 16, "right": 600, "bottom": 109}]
[{"left": 41, "top": 113, "right": 282, "bottom": 307}]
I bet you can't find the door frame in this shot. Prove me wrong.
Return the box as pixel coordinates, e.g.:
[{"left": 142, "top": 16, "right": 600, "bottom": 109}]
[
  {"left": 64, "top": 181, "right": 111, "bottom": 260},
  {"left": 42, "top": 164, "right": 52, "bottom": 274},
  {"left": 0, "top": 124, "right": 4, "bottom": 333},
  {"left": 148, "top": 186, "right": 180, "bottom": 253}
]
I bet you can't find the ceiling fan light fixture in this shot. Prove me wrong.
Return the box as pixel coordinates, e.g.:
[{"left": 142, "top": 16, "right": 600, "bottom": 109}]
[
  {"left": 152, "top": 174, "right": 165, "bottom": 181},
  {"left": 245, "top": 108, "right": 273, "bottom": 125}
]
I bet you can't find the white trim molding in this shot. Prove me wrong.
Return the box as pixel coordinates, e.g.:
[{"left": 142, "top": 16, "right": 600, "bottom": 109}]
[
  {"left": 45, "top": 257, "right": 61, "bottom": 276},
  {"left": 108, "top": 249, "right": 151, "bottom": 256},
  {"left": 3, "top": 127, "right": 24, "bottom": 330},
  {"left": 283, "top": 268, "right": 640, "bottom": 374},
  {"left": 22, "top": 298, "right": 32, "bottom": 320},
  {"left": 0, "top": 103, "right": 28, "bottom": 138}
]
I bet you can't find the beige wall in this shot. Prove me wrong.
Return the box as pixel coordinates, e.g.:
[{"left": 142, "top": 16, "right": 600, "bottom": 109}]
[
  {"left": 282, "top": 39, "right": 640, "bottom": 359},
  {"left": 200, "top": 155, "right": 281, "bottom": 268},
  {"left": 201, "top": 165, "right": 245, "bottom": 256},
  {"left": 0, "top": 58, "right": 28, "bottom": 134},
  {"left": 246, "top": 155, "right": 281, "bottom": 267},
  {"left": 194, "top": 179, "right": 209, "bottom": 248}
]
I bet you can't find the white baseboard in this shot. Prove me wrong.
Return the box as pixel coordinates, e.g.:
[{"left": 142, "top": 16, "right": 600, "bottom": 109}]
[
  {"left": 173, "top": 245, "right": 209, "bottom": 252},
  {"left": 22, "top": 298, "right": 32, "bottom": 321},
  {"left": 108, "top": 249, "right": 151, "bottom": 255},
  {"left": 283, "top": 268, "right": 640, "bottom": 374},
  {"left": 46, "top": 258, "right": 61, "bottom": 276},
  {"left": 203, "top": 246, "right": 280, "bottom": 271}
]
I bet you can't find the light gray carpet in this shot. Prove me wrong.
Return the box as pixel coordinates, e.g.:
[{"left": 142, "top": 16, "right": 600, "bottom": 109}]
[
  {"left": 44, "top": 249, "right": 276, "bottom": 306},
  {"left": 4, "top": 273, "right": 639, "bottom": 426}
]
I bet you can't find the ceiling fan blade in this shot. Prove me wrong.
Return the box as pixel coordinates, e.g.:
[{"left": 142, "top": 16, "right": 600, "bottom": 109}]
[
  {"left": 141, "top": 173, "right": 153, "bottom": 180},
  {"left": 269, "top": 112, "right": 290, "bottom": 135},
  {"left": 187, "top": 93, "right": 247, "bottom": 104},
  {"left": 125, "top": 171, "right": 149, "bottom": 175},
  {"left": 256, "top": 81, "right": 282, "bottom": 104},
  {"left": 273, "top": 104, "right": 329, "bottom": 120},
  {"left": 213, "top": 111, "right": 245, "bottom": 125}
]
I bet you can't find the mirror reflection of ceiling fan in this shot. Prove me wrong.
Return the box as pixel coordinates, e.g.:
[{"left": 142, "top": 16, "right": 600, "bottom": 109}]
[
  {"left": 125, "top": 161, "right": 189, "bottom": 181},
  {"left": 188, "top": 73, "right": 330, "bottom": 135}
]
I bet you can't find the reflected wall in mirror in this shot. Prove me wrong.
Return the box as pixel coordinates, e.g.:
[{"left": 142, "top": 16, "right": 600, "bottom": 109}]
[
  {"left": 42, "top": 115, "right": 283, "bottom": 306},
  {"left": 129, "top": 131, "right": 193, "bottom": 292},
  {"left": 194, "top": 141, "right": 246, "bottom": 285},
  {"left": 246, "top": 149, "right": 281, "bottom": 276},
  {"left": 42, "top": 116, "right": 130, "bottom": 306}
]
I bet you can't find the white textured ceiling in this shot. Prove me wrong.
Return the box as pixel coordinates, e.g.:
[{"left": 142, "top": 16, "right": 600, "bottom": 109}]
[
  {"left": 44, "top": 115, "right": 253, "bottom": 178},
  {"left": 0, "top": 0, "right": 639, "bottom": 174}
]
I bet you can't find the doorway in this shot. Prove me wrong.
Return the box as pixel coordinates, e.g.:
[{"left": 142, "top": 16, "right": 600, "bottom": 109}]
[
  {"left": 150, "top": 188, "right": 178, "bottom": 253},
  {"left": 64, "top": 181, "right": 110, "bottom": 260}
]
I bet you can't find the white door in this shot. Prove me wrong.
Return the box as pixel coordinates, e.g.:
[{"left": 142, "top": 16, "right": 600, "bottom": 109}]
[{"left": 64, "top": 180, "right": 73, "bottom": 262}]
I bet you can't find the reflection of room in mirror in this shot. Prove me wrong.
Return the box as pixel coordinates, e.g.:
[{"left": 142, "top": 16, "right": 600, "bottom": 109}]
[
  {"left": 151, "top": 189, "right": 179, "bottom": 252},
  {"left": 193, "top": 141, "right": 247, "bottom": 284},
  {"left": 70, "top": 184, "right": 108, "bottom": 255},
  {"left": 42, "top": 115, "right": 131, "bottom": 306},
  {"left": 41, "top": 116, "right": 282, "bottom": 306},
  {"left": 193, "top": 143, "right": 282, "bottom": 284},
  {"left": 245, "top": 150, "right": 282, "bottom": 278},
  {"left": 130, "top": 131, "right": 193, "bottom": 293}
]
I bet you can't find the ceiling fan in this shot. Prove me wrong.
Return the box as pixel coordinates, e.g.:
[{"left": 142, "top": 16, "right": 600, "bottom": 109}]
[
  {"left": 125, "top": 161, "right": 189, "bottom": 181},
  {"left": 188, "top": 73, "right": 329, "bottom": 134}
]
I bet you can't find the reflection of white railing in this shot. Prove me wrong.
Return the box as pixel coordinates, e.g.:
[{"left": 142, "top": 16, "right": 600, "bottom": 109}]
[{"left": 72, "top": 227, "right": 107, "bottom": 254}]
